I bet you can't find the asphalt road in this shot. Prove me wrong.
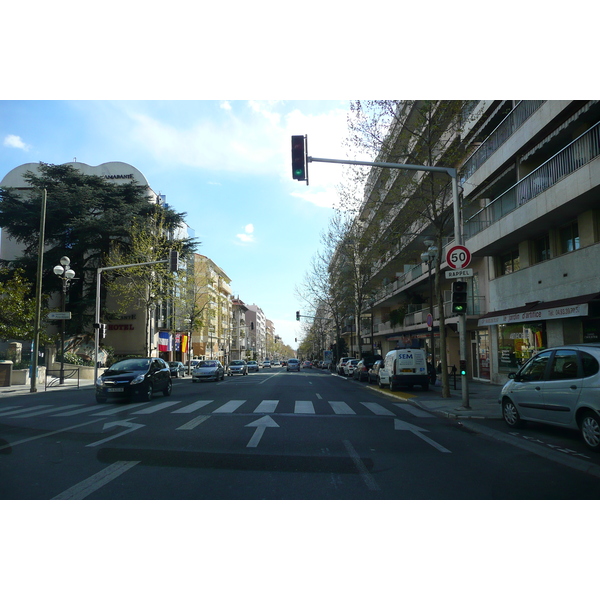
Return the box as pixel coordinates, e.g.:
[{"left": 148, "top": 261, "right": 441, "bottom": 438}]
[{"left": 1, "top": 367, "right": 600, "bottom": 499}]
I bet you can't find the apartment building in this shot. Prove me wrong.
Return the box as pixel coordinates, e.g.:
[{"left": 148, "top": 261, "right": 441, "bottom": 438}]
[
  {"left": 245, "top": 304, "right": 266, "bottom": 361},
  {"left": 355, "top": 101, "right": 600, "bottom": 384},
  {"left": 230, "top": 297, "right": 249, "bottom": 360}
]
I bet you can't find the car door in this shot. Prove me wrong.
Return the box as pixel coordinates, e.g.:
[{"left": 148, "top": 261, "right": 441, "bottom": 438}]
[
  {"left": 507, "top": 350, "right": 552, "bottom": 420},
  {"left": 153, "top": 359, "right": 169, "bottom": 390},
  {"left": 539, "top": 349, "right": 582, "bottom": 425}
]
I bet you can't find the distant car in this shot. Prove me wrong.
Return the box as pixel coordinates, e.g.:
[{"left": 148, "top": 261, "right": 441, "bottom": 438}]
[
  {"left": 343, "top": 359, "right": 360, "bottom": 377},
  {"left": 96, "top": 357, "right": 172, "bottom": 403},
  {"left": 287, "top": 358, "right": 301, "bottom": 372},
  {"left": 354, "top": 355, "right": 383, "bottom": 382},
  {"left": 228, "top": 359, "right": 248, "bottom": 376},
  {"left": 302, "top": 361, "right": 312, "bottom": 369},
  {"left": 263, "top": 360, "right": 271, "bottom": 368},
  {"left": 273, "top": 361, "right": 281, "bottom": 366},
  {"left": 192, "top": 360, "right": 225, "bottom": 382},
  {"left": 247, "top": 360, "right": 259, "bottom": 372},
  {"left": 499, "top": 344, "right": 600, "bottom": 451},
  {"left": 168, "top": 361, "right": 186, "bottom": 378},
  {"left": 337, "top": 357, "right": 352, "bottom": 375},
  {"left": 368, "top": 360, "right": 384, "bottom": 383}
]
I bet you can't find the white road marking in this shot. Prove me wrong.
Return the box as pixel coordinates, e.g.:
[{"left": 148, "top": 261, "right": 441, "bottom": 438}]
[
  {"left": 177, "top": 415, "right": 211, "bottom": 430},
  {"left": 343, "top": 440, "right": 380, "bottom": 491},
  {"left": 329, "top": 401, "right": 356, "bottom": 415},
  {"left": 254, "top": 400, "right": 279, "bottom": 413},
  {"left": 86, "top": 419, "right": 145, "bottom": 447},
  {"left": 395, "top": 404, "right": 435, "bottom": 418},
  {"left": 132, "top": 401, "right": 181, "bottom": 414},
  {"left": 171, "top": 400, "right": 214, "bottom": 413},
  {"left": 316, "top": 394, "right": 323, "bottom": 400},
  {"left": 92, "top": 403, "right": 146, "bottom": 416},
  {"left": 213, "top": 400, "right": 246, "bottom": 413},
  {"left": 394, "top": 419, "right": 451, "bottom": 453},
  {"left": 361, "top": 402, "right": 396, "bottom": 416},
  {"left": 245, "top": 415, "right": 279, "bottom": 447},
  {"left": 10, "top": 404, "right": 81, "bottom": 418},
  {"left": 295, "top": 401, "right": 315, "bottom": 414},
  {"left": 52, "top": 405, "right": 111, "bottom": 417},
  {"left": 0, "top": 405, "right": 52, "bottom": 416},
  {"left": 52, "top": 460, "right": 140, "bottom": 500}
]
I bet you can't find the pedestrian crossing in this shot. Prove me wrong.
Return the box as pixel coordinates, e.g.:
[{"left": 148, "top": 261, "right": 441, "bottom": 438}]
[{"left": 0, "top": 398, "right": 435, "bottom": 420}]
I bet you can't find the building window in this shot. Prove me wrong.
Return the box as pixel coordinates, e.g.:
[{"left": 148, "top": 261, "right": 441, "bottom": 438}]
[
  {"left": 559, "top": 221, "right": 580, "bottom": 253},
  {"left": 499, "top": 249, "right": 520, "bottom": 275},
  {"left": 497, "top": 323, "right": 546, "bottom": 372},
  {"left": 533, "top": 234, "right": 551, "bottom": 263}
]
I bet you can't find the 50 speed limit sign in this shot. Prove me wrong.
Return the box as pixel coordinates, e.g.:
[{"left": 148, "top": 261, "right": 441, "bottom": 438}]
[{"left": 446, "top": 245, "right": 471, "bottom": 269}]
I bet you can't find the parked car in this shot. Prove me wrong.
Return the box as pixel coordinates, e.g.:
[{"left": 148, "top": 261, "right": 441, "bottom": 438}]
[
  {"left": 368, "top": 360, "right": 384, "bottom": 384},
  {"left": 287, "top": 358, "right": 301, "bottom": 372},
  {"left": 263, "top": 360, "right": 271, "bottom": 368},
  {"left": 499, "top": 344, "right": 600, "bottom": 451},
  {"left": 247, "top": 360, "right": 259, "bottom": 372},
  {"left": 227, "top": 359, "right": 248, "bottom": 376},
  {"left": 353, "top": 355, "right": 383, "bottom": 382},
  {"left": 378, "top": 349, "right": 429, "bottom": 391},
  {"left": 168, "top": 361, "right": 186, "bottom": 378},
  {"left": 96, "top": 357, "right": 172, "bottom": 403},
  {"left": 337, "top": 357, "right": 352, "bottom": 375},
  {"left": 192, "top": 360, "right": 225, "bottom": 382},
  {"left": 343, "top": 359, "right": 360, "bottom": 377}
]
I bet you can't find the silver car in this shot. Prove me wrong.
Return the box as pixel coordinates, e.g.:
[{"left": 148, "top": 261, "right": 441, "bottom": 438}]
[
  {"left": 499, "top": 344, "right": 600, "bottom": 451},
  {"left": 192, "top": 360, "right": 225, "bottom": 382},
  {"left": 228, "top": 360, "right": 248, "bottom": 376},
  {"left": 286, "top": 359, "right": 301, "bottom": 372}
]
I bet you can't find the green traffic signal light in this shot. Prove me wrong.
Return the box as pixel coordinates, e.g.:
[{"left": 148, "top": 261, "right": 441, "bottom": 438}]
[{"left": 291, "top": 135, "right": 307, "bottom": 181}]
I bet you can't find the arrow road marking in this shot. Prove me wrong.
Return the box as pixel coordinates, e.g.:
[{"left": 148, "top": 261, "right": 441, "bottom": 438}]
[
  {"left": 245, "top": 415, "right": 279, "bottom": 448},
  {"left": 394, "top": 419, "right": 451, "bottom": 453},
  {"left": 86, "top": 419, "right": 145, "bottom": 447}
]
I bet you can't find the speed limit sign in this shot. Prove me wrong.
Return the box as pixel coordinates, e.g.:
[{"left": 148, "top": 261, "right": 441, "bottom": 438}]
[{"left": 446, "top": 245, "right": 471, "bottom": 269}]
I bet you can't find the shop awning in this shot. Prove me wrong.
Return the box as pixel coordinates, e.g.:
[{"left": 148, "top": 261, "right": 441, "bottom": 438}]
[{"left": 478, "top": 293, "right": 600, "bottom": 326}]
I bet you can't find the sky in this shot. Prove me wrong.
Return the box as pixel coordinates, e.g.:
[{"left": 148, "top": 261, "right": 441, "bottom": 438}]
[{"left": 0, "top": 100, "right": 357, "bottom": 350}]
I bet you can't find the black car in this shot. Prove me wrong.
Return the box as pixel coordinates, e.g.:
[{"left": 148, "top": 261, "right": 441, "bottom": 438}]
[
  {"left": 96, "top": 357, "right": 172, "bottom": 403},
  {"left": 168, "top": 361, "right": 186, "bottom": 377}
]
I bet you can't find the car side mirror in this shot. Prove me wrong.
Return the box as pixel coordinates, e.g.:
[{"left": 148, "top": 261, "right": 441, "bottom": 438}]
[{"left": 508, "top": 372, "right": 516, "bottom": 379}]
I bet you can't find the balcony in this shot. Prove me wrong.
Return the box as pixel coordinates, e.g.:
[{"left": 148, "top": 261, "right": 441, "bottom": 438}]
[{"left": 464, "top": 121, "right": 600, "bottom": 239}]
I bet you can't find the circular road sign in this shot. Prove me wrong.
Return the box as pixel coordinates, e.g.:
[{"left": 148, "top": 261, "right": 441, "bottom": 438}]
[{"left": 446, "top": 245, "right": 471, "bottom": 269}]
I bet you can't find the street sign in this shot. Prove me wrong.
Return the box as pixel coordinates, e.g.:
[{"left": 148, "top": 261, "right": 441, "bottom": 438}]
[
  {"left": 445, "top": 268, "right": 474, "bottom": 279},
  {"left": 426, "top": 313, "right": 433, "bottom": 327},
  {"left": 48, "top": 312, "right": 71, "bottom": 319},
  {"left": 446, "top": 245, "right": 471, "bottom": 269}
]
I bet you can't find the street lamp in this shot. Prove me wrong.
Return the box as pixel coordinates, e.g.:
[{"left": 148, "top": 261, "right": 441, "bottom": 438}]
[
  {"left": 420, "top": 240, "right": 438, "bottom": 381},
  {"left": 53, "top": 256, "right": 75, "bottom": 384}
]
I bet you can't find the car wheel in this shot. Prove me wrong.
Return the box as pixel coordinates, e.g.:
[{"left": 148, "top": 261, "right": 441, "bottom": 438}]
[
  {"left": 378, "top": 377, "right": 383, "bottom": 389},
  {"left": 389, "top": 378, "right": 396, "bottom": 392},
  {"left": 502, "top": 398, "right": 523, "bottom": 428},
  {"left": 580, "top": 411, "right": 600, "bottom": 451},
  {"left": 145, "top": 383, "right": 154, "bottom": 401},
  {"left": 96, "top": 395, "right": 106, "bottom": 404},
  {"left": 163, "top": 379, "right": 172, "bottom": 397}
]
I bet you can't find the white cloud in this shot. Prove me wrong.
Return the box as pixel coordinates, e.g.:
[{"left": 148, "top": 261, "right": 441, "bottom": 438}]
[
  {"left": 235, "top": 223, "right": 255, "bottom": 244},
  {"left": 3, "top": 134, "right": 30, "bottom": 151}
]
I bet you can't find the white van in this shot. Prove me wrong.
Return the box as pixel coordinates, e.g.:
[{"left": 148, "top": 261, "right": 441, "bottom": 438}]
[{"left": 377, "top": 349, "right": 429, "bottom": 391}]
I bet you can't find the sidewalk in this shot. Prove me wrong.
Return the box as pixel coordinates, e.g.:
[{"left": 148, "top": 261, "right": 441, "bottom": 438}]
[
  {"left": 378, "top": 379, "right": 505, "bottom": 420},
  {"left": 0, "top": 379, "right": 96, "bottom": 396}
]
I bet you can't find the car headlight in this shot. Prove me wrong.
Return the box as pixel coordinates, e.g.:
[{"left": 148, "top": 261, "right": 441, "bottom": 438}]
[
  {"left": 96, "top": 377, "right": 104, "bottom": 386},
  {"left": 131, "top": 374, "right": 146, "bottom": 385}
]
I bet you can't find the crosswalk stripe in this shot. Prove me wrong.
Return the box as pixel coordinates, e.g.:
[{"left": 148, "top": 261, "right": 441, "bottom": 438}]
[
  {"left": 212, "top": 400, "right": 246, "bottom": 413},
  {"left": 0, "top": 406, "right": 19, "bottom": 414},
  {"left": 177, "top": 415, "right": 211, "bottom": 430},
  {"left": 171, "top": 400, "right": 213, "bottom": 413},
  {"left": 254, "top": 400, "right": 278, "bottom": 413},
  {"left": 295, "top": 401, "right": 315, "bottom": 414},
  {"left": 328, "top": 401, "right": 356, "bottom": 415},
  {"left": 132, "top": 401, "right": 181, "bottom": 415},
  {"left": 53, "top": 405, "right": 110, "bottom": 417},
  {"left": 361, "top": 402, "right": 396, "bottom": 416},
  {"left": 0, "top": 405, "right": 52, "bottom": 416},
  {"left": 92, "top": 403, "right": 147, "bottom": 416},
  {"left": 11, "top": 404, "right": 81, "bottom": 418}
]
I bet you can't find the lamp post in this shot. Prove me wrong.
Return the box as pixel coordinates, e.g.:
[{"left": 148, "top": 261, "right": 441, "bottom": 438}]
[
  {"left": 420, "top": 240, "right": 438, "bottom": 380},
  {"left": 53, "top": 256, "right": 75, "bottom": 384}
]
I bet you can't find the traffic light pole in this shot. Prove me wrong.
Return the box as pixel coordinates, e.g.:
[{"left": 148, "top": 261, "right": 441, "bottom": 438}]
[{"left": 307, "top": 154, "right": 469, "bottom": 407}]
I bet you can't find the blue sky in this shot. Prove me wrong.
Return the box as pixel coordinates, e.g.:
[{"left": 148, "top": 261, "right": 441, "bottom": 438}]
[{"left": 0, "top": 100, "right": 356, "bottom": 350}]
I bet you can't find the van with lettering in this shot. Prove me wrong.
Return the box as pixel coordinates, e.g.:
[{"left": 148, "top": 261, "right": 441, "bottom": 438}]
[{"left": 377, "top": 348, "right": 429, "bottom": 391}]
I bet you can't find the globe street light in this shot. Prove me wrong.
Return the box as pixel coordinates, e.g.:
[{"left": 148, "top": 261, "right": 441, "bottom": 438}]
[
  {"left": 53, "top": 256, "right": 75, "bottom": 384},
  {"left": 420, "top": 240, "right": 438, "bottom": 383}
]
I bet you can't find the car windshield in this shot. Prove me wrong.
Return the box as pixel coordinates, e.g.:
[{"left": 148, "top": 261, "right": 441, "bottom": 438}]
[
  {"left": 198, "top": 361, "right": 218, "bottom": 368},
  {"left": 168, "top": 362, "right": 180, "bottom": 367},
  {"left": 230, "top": 361, "right": 245, "bottom": 365},
  {"left": 108, "top": 358, "right": 150, "bottom": 372}
]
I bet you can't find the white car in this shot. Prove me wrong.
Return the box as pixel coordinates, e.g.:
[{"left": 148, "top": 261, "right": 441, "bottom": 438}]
[
  {"left": 500, "top": 344, "right": 600, "bottom": 451},
  {"left": 286, "top": 359, "right": 301, "bottom": 372},
  {"left": 263, "top": 360, "right": 271, "bottom": 368},
  {"left": 343, "top": 359, "right": 360, "bottom": 377}
]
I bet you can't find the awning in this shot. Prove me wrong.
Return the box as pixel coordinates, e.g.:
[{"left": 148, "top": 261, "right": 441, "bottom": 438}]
[{"left": 478, "top": 293, "right": 600, "bottom": 326}]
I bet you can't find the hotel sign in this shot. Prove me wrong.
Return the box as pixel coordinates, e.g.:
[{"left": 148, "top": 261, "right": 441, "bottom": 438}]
[{"left": 479, "top": 303, "right": 589, "bottom": 326}]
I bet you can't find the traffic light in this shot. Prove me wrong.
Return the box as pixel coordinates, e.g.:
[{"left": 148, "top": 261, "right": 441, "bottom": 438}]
[
  {"left": 296, "top": 311, "right": 300, "bottom": 321},
  {"left": 169, "top": 249, "right": 179, "bottom": 272},
  {"left": 291, "top": 135, "right": 307, "bottom": 181},
  {"left": 451, "top": 280, "right": 468, "bottom": 314},
  {"left": 459, "top": 359, "right": 467, "bottom": 376}
]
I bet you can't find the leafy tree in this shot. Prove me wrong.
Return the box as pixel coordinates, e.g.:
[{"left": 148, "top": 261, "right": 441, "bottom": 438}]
[{"left": 0, "top": 163, "right": 194, "bottom": 335}]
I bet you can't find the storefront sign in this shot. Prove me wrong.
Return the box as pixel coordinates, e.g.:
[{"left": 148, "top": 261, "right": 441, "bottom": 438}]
[{"left": 479, "top": 303, "right": 589, "bottom": 326}]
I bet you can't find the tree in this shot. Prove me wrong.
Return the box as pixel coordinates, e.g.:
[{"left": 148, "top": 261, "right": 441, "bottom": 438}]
[
  {"left": 344, "top": 101, "right": 477, "bottom": 397},
  {"left": 0, "top": 163, "right": 194, "bottom": 335}
]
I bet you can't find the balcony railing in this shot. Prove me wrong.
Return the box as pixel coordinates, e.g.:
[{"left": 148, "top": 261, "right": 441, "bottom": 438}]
[
  {"left": 461, "top": 101, "right": 545, "bottom": 182},
  {"left": 465, "top": 121, "right": 600, "bottom": 239}
]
